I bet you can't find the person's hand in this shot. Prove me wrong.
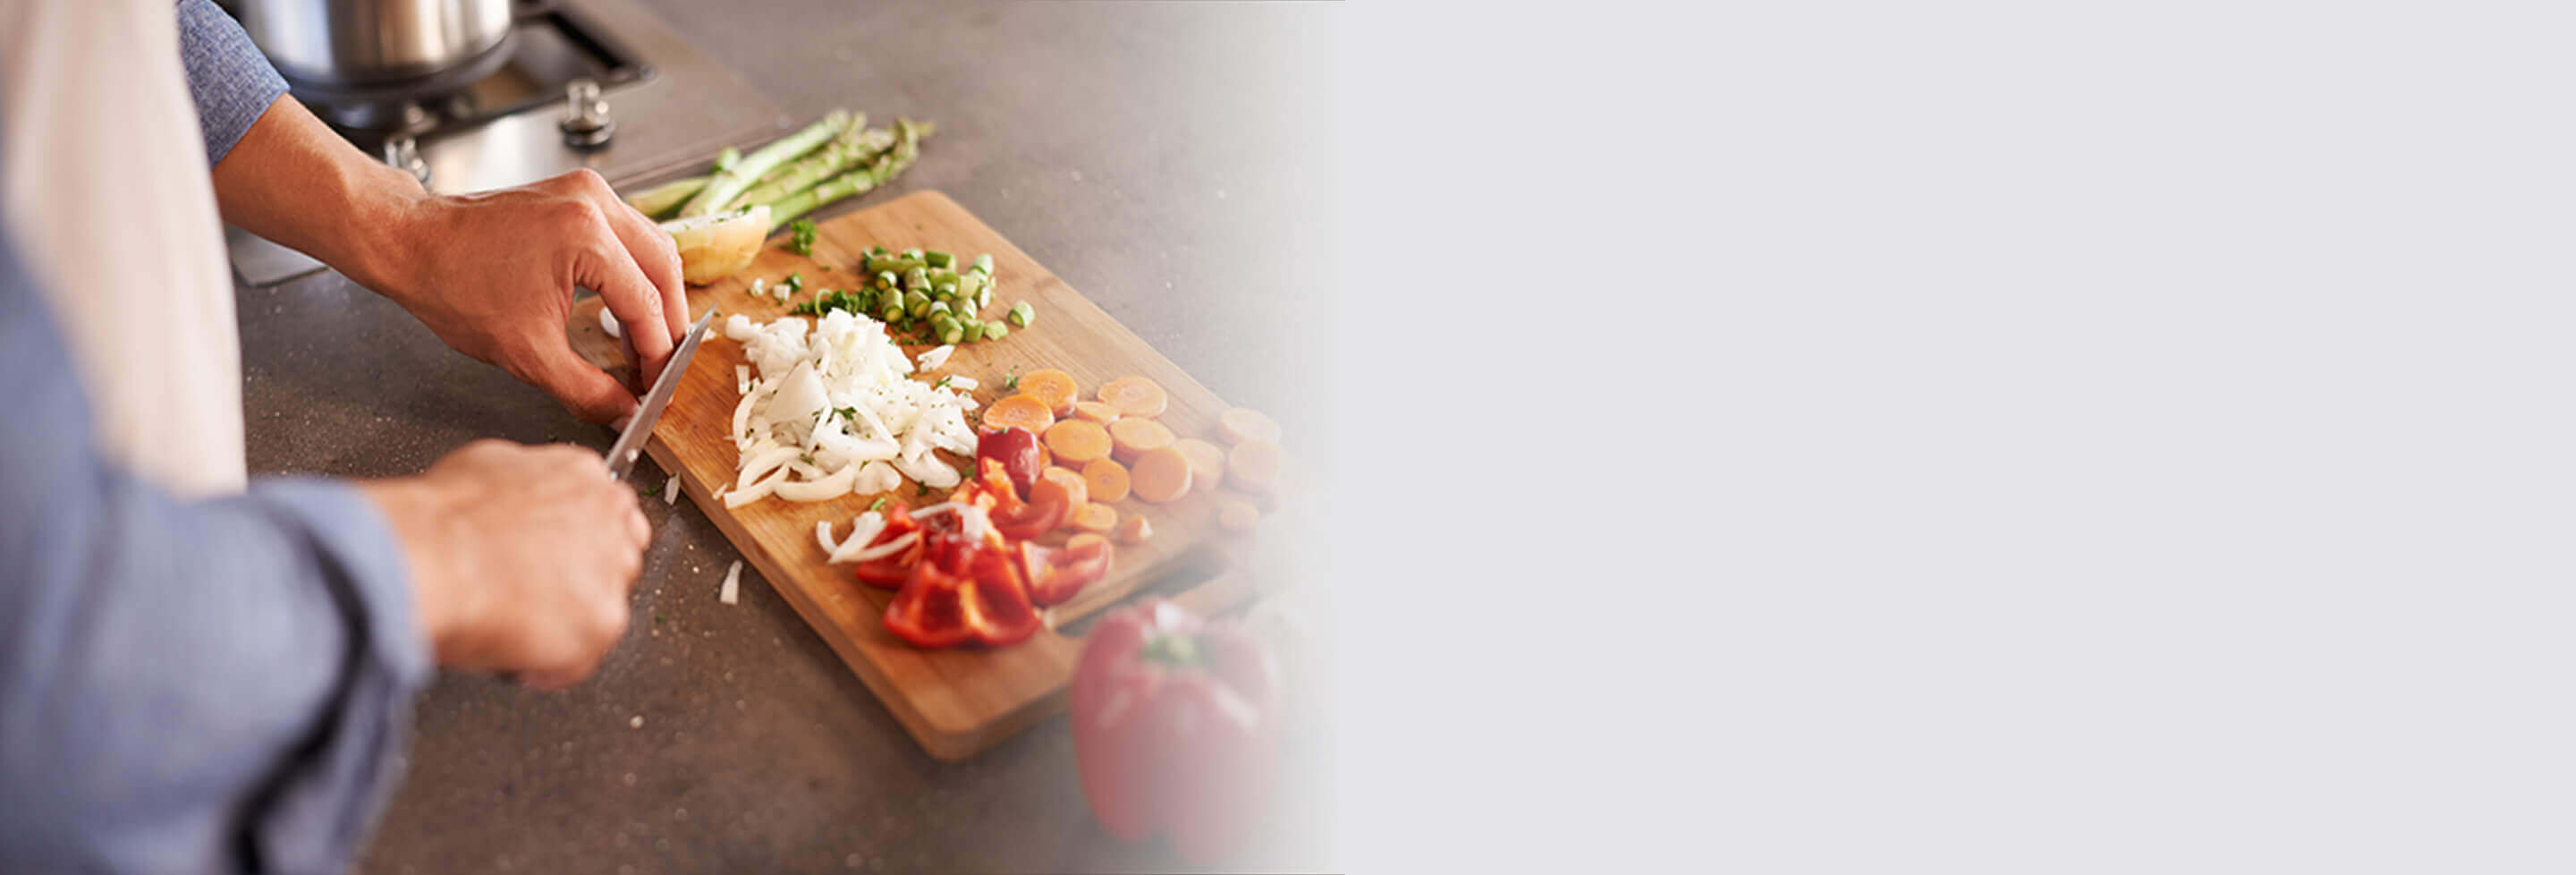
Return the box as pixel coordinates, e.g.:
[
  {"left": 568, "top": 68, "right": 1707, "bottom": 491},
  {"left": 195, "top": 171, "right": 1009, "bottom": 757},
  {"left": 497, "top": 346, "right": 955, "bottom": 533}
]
[
  {"left": 359, "top": 439, "right": 648, "bottom": 689},
  {"left": 377, "top": 168, "right": 688, "bottom": 424}
]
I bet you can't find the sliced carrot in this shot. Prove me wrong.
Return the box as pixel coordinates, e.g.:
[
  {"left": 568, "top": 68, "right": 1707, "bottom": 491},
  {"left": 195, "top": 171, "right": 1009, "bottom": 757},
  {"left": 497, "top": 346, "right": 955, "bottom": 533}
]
[
  {"left": 1072, "top": 401, "right": 1123, "bottom": 423},
  {"left": 1097, "top": 376, "right": 1169, "bottom": 418},
  {"left": 1030, "top": 475, "right": 1080, "bottom": 516},
  {"left": 1174, "top": 438, "right": 1226, "bottom": 490},
  {"left": 1043, "top": 419, "right": 1113, "bottom": 464},
  {"left": 1114, "top": 514, "right": 1154, "bottom": 544},
  {"left": 1216, "top": 408, "right": 1281, "bottom": 446},
  {"left": 1080, "top": 457, "right": 1131, "bottom": 503},
  {"left": 982, "top": 394, "right": 1055, "bottom": 434},
  {"left": 1017, "top": 369, "right": 1080, "bottom": 416},
  {"left": 1216, "top": 499, "right": 1260, "bottom": 532},
  {"left": 1129, "top": 446, "right": 1193, "bottom": 504},
  {"left": 1226, "top": 438, "right": 1281, "bottom": 493},
  {"left": 1107, "top": 417, "right": 1176, "bottom": 464},
  {"left": 1042, "top": 466, "right": 1091, "bottom": 509},
  {"left": 1071, "top": 502, "right": 1118, "bottom": 533}
]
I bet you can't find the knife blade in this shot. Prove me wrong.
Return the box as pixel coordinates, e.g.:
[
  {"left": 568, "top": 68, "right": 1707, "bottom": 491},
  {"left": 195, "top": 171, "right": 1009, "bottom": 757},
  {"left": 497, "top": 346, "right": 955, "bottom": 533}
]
[{"left": 606, "top": 308, "right": 718, "bottom": 479}]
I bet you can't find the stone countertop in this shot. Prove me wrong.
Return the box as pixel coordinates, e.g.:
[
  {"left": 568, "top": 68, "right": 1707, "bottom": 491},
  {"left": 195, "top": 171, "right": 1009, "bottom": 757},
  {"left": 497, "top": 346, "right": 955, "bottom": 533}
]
[{"left": 233, "top": 1, "right": 1337, "bottom": 871}]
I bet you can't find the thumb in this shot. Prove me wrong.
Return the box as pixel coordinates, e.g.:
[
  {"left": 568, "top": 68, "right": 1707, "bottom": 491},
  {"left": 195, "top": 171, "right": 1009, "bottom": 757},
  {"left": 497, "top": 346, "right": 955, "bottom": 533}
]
[{"left": 530, "top": 337, "right": 639, "bottom": 425}]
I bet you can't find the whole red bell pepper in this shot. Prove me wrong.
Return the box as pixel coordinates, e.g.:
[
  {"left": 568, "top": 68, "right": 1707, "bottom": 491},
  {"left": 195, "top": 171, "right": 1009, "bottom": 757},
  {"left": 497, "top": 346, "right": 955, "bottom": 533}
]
[{"left": 1072, "top": 599, "right": 1279, "bottom": 863}]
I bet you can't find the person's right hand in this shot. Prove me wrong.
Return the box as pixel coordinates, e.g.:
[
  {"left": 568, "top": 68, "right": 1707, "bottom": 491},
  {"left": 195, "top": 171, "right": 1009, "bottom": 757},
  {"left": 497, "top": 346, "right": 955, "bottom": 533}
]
[{"left": 360, "top": 439, "right": 648, "bottom": 689}]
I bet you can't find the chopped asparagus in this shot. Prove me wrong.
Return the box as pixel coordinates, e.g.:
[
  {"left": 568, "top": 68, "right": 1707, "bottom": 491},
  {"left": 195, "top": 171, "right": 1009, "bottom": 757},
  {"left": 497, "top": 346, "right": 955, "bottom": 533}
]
[{"left": 681, "top": 110, "right": 850, "bottom": 217}]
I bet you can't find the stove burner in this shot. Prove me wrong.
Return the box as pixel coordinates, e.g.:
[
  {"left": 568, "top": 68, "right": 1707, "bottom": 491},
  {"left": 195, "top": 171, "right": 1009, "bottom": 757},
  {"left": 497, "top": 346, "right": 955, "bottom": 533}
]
[{"left": 292, "top": 4, "right": 649, "bottom": 151}]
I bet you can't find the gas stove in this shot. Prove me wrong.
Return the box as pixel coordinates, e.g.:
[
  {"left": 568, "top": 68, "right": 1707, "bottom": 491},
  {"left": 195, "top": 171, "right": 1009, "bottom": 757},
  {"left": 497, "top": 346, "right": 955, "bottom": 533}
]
[{"left": 225, "top": 0, "right": 783, "bottom": 286}]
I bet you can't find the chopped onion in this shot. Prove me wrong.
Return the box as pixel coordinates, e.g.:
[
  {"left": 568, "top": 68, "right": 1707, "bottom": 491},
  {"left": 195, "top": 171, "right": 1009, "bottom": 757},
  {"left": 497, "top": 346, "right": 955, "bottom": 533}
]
[
  {"left": 841, "top": 530, "right": 917, "bottom": 563},
  {"left": 910, "top": 502, "right": 961, "bottom": 519},
  {"left": 825, "top": 512, "right": 890, "bottom": 564},
  {"left": 598, "top": 307, "right": 622, "bottom": 338},
  {"left": 663, "top": 474, "right": 680, "bottom": 505},
  {"left": 725, "top": 308, "right": 985, "bottom": 507},
  {"left": 718, "top": 560, "right": 741, "bottom": 605},
  {"left": 945, "top": 376, "right": 979, "bottom": 391},
  {"left": 737, "top": 446, "right": 801, "bottom": 489},
  {"left": 916, "top": 344, "right": 954, "bottom": 371},
  {"left": 816, "top": 519, "right": 839, "bottom": 554},
  {"left": 775, "top": 463, "right": 858, "bottom": 502},
  {"left": 850, "top": 460, "right": 902, "bottom": 495},
  {"left": 724, "top": 464, "right": 791, "bottom": 506}
]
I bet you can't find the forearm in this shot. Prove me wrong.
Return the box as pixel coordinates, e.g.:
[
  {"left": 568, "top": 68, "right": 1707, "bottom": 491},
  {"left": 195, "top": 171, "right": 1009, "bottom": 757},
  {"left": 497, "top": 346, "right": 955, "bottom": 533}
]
[
  {"left": 208, "top": 95, "right": 431, "bottom": 294},
  {"left": 0, "top": 237, "right": 431, "bottom": 872}
]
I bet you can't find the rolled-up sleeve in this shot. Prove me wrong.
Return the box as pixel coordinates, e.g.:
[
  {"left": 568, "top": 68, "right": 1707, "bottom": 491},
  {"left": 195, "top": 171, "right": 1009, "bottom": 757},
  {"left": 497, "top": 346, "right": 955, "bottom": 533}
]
[
  {"left": 0, "top": 226, "right": 430, "bottom": 871},
  {"left": 175, "top": 0, "right": 289, "bottom": 166}
]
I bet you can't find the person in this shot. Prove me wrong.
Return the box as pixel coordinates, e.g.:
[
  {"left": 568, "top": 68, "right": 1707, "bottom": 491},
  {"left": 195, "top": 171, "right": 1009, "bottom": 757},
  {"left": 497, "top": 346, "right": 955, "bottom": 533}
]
[{"left": 0, "top": 1, "right": 691, "bottom": 871}]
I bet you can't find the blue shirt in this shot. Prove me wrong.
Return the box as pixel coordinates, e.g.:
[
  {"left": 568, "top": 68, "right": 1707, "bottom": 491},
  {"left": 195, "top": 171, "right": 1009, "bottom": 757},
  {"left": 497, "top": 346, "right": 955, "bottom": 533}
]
[{"left": 0, "top": 4, "right": 429, "bottom": 872}]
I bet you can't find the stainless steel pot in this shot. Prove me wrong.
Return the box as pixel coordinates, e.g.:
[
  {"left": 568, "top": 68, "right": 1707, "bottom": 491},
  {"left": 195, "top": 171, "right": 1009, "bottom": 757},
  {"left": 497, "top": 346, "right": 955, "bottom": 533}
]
[{"left": 232, "top": 0, "right": 514, "bottom": 87}]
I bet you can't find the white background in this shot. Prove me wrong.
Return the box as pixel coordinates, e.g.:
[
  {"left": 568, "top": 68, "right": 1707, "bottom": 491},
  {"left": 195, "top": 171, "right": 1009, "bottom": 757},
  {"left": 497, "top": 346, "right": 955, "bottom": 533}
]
[{"left": 1327, "top": 2, "right": 2576, "bottom": 871}]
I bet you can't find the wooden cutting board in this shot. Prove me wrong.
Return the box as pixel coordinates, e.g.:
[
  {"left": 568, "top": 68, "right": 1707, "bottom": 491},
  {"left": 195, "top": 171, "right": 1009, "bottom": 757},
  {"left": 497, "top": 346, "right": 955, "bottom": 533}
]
[{"left": 569, "top": 191, "right": 1255, "bottom": 760}]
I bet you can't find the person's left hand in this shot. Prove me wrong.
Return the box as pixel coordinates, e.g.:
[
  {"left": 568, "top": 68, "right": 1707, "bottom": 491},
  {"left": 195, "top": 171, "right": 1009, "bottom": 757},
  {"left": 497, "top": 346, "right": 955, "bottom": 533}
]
[{"left": 377, "top": 168, "right": 687, "bottom": 424}]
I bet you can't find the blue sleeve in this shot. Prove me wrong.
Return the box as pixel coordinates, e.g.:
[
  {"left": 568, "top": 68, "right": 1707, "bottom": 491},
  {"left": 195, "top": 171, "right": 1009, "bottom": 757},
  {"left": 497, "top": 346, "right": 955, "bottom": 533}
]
[
  {"left": 176, "top": 0, "right": 290, "bottom": 166},
  {"left": 0, "top": 225, "right": 431, "bottom": 871}
]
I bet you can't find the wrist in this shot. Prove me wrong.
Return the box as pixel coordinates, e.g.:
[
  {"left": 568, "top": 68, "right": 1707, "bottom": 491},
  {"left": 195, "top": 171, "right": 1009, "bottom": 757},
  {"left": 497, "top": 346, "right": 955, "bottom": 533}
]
[
  {"left": 356, "top": 476, "right": 474, "bottom": 662},
  {"left": 336, "top": 168, "right": 437, "bottom": 302}
]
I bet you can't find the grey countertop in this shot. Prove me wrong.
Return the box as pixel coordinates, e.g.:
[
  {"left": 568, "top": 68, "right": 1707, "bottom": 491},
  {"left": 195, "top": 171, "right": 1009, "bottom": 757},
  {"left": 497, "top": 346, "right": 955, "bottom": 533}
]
[{"left": 233, "top": 2, "right": 1337, "bottom": 871}]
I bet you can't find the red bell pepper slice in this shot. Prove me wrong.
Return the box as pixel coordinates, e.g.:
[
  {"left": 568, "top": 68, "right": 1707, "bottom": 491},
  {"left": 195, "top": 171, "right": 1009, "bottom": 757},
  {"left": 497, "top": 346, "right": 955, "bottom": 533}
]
[
  {"left": 963, "top": 547, "right": 1044, "bottom": 646},
  {"left": 881, "top": 558, "right": 978, "bottom": 648},
  {"left": 992, "top": 489, "right": 1066, "bottom": 540},
  {"left": 976, "top": 426, "right": 1044, "bottom": 498},
  {"left": 850, "top": 505, "right": 924, "bottom": 590},
  {"left": 882, "top": 537, "right": 1044, "bottom": 648},
  {"left": 1019, "top": 533, "right": 1113, "bottom": 607}
]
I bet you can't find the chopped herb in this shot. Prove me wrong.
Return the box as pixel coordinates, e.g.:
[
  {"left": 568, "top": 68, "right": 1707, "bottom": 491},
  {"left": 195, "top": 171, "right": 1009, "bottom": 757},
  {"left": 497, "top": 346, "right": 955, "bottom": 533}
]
[
  {"left": 915, "top": 482, "right": 932, "bottom": 497},
  {"left": 640, "top": 481, "right": 662, "bottom": 497},
  {"left": 1002, "top": 366, "right": 1021, "bottom": 392},
  {"left": 868, "top": 497, "right": 888, "bottom": 512},
  {"left": 784, "top": 272, "right": 806, "bottom": 293},
  {"left": 935, "top": 376, "right": 953, "bottom": 389},
  {"left": 833, "top": 405, "right": 859, "bottom": 422},
  {"left": 788, "top": 219, "right": 817, "bottom": 256}
]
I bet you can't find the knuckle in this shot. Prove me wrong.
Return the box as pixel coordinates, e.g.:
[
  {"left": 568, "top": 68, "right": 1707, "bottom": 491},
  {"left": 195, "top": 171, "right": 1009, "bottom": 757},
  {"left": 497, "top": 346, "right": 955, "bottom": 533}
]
[{"left": 556, "top": 198, "right": 606, "bottom": 229}]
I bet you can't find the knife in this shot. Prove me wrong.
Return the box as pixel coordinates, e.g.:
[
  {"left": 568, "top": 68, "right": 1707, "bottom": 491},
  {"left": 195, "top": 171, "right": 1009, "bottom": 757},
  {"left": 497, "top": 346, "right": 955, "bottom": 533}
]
[{"left": 606, "top": 308, "right": 718, "bottom": 479}]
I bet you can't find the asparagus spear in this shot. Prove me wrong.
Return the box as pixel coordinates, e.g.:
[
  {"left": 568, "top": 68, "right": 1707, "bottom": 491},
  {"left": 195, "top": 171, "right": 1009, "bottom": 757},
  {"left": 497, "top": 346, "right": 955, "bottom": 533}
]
[
  {"left": 762, "top": 118, "right": 930, "bottom": 230},
  {"left": 726, "top": 123, "right": 894, "bottom": 212},
  {"left": 741, "top": 115, "right": 857, "bottom": 189},
  {"left": 625, "top": 174, "right": 708, "bottom": 219},
  {"left": 680, "top": 110, "right": 851, "bottom": 217}
]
